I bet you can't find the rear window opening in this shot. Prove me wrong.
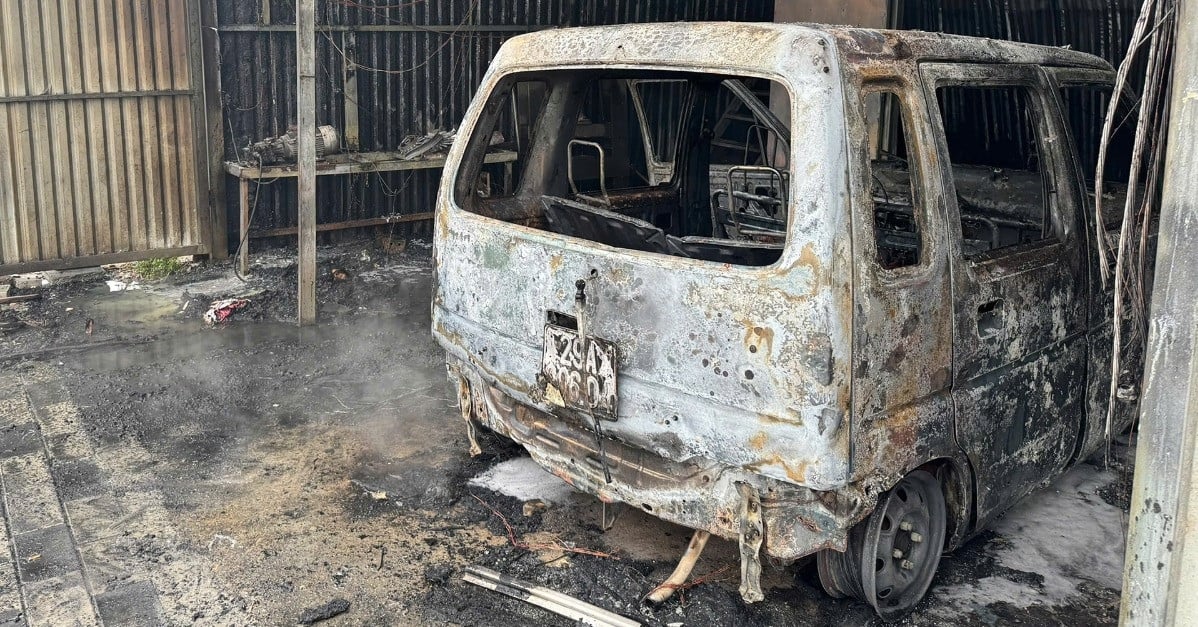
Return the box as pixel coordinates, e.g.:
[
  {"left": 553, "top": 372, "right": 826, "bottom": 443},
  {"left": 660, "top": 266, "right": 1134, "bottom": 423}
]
[{"left": 453, "top": 70, "right": 793, "bottom": 267}]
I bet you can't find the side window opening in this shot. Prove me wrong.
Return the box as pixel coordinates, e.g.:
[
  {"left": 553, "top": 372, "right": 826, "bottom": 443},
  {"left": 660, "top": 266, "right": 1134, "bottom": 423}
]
[
  {"left": 936, "top": 85, "right": 1056, "bottom": 260},
  {"left": 456, "top": 70, "right": 793, "bottom": 267},
  {"left": 473, "top": 80, "right": 548, "bottom": 201},
  {"left": 1057, "top": 84, "right": 1136, "bottom": 230},
  {"left": 864, "top": 89, "right": 922, "bottom": 270}
]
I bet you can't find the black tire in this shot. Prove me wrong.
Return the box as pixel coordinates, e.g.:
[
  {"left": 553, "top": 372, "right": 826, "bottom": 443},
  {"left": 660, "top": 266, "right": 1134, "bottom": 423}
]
[{"left": 815, "top": 469, "right": 947, "bottom": 621}]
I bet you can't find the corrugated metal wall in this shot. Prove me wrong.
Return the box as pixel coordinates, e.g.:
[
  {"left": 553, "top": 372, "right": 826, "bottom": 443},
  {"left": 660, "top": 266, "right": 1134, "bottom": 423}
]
[
  {"left": 217, "top": 0, "right": 773, "bottom": 240},
  {"left": 896, "top": 0, "right": 1139, "bottom": 70},
  {"left": 0, "top": 0, "right": 209, "bottom": 272},
  {"left": 895, "top": 0, "right": 1142, "bottom": 180}
]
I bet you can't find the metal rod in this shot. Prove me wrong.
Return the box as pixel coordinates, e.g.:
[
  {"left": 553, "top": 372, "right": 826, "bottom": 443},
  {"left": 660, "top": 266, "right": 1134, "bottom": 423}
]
[
  {"left": 0, "top": 294, "right": 42, "bottom": 304},
  {"left": 0, "top": 247, "right": 203, "bottom": 275},
  {"left": 0, "top": 89, "right": 196, "bottom": 104},
  {"left": 645, "top": 530, "right": 711, "bottom": 604},
  {"left": 249, "top": 213, "right": 433, "bottom": 238},
  {"left": 296, "top": 0, "right": 317, "bottom": 326},
  {"left": 217, "top": 24, "right": 549, "bottom": 33},
  {"left": 239, "top": 179, "right": 250, "bottom": 275},
  {"left": 462, "top": 566, "right": 640, "bottom": 627},
  {"left": 1119, "top": 2, "right": 1198, "bottom": 625}
]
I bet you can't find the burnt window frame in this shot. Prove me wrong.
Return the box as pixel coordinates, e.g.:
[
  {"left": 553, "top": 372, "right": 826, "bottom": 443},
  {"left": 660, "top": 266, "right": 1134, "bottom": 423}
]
[
  {"left": 858, "top": 80, "right": 930, "bottom": 275},
  {"left": 1046, "top": 67, "right": 1134, "bottom": 231},
  {"left": 449, "top": 66, "right": 804, "bottom": 272},
  {"left": 920, "top": 63, "right": 1076, "bottom": 265}
]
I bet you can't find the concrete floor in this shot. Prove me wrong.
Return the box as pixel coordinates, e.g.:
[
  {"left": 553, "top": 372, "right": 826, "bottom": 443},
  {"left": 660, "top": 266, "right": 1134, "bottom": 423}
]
[{"left": 0, "top": 244, "right": 1131, "bottom": 626}]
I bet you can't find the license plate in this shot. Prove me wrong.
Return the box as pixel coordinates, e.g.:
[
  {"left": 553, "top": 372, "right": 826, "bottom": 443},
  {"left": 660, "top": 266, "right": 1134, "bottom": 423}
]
[{"left": 540, "top": 324, "right": 618, "bottom": 418}]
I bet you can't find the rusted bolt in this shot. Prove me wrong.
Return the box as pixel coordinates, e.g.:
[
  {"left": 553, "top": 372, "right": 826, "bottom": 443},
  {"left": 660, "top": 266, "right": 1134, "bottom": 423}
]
[
  {"left": 748, "top": 501, "right": 758, "bottom": 513},
  {"left": 910, "top": 532, "right": 924, "bottom": 543},
  {"left": 892, "top": 549, "right": 904, "bottom": 559},
  {"left": 901, "top": 560, "right": 914, "bottom": 570},
  {"left": 899, "top": 521, "right": 913, "bottom": 532}
]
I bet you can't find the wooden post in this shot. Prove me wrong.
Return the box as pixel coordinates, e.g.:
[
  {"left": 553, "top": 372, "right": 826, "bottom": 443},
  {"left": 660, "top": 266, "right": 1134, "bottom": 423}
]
[
  {"left": 296, "top": 0, "right": 317, "bottom": 325},
  {"left": 1120, "top": 3, "right": 1198, "bottom": 625},
  {"left": 200, "top": 0, "right": 228, "bottom": 259}
]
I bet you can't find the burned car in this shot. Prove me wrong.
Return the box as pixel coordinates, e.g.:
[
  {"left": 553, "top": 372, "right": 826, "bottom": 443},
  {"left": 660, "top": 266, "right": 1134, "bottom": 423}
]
[{"left": 432, "top": 23, "right": 1139, "bottom": 619}]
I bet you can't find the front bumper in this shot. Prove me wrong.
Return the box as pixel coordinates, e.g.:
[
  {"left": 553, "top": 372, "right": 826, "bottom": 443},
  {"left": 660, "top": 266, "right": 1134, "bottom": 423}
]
[{"left": 452, "top": 358, "right": 868, "bottom": 562}]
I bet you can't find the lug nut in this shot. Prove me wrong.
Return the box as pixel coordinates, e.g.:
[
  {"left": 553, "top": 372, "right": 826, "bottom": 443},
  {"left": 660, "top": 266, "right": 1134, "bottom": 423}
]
[
  {"left": 892, "top": 549, "right": 904, "bottom": 559},
  {"left": 901, "top": 560, "right": 914, "bottom": 570},
  {"left": 899, "top": 521, "right": 913, "bottom": 532},
  {"left": 910, "top": 532, "right": 924, "bottom": 543}
]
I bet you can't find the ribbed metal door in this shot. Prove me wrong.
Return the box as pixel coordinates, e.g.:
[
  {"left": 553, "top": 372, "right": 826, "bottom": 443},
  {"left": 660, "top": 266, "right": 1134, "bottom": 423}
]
[{"left": 0, "top": 0, "right": 209, "bottom": 273}]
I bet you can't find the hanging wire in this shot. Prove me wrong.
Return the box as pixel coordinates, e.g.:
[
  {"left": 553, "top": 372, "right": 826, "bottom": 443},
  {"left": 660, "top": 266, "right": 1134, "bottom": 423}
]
[{"left": 1094, "top": 0, "right": 1177, "bottom": 465}]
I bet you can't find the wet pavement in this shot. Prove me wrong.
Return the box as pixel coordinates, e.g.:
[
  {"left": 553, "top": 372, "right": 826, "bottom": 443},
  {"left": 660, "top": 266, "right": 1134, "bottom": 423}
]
[{"left": 0, "top": 242, "right": 1131, "bottom": 626}]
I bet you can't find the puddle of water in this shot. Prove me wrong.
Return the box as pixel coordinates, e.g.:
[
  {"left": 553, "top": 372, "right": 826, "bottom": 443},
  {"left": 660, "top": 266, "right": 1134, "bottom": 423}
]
[{"left": 64, "top": 285, "right": 182, "bottom": 330}]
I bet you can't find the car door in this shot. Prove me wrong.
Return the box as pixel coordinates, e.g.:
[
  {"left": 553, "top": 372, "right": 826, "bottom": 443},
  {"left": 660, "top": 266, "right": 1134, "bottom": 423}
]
[
  {"left": 1048, "top": 68, "right": 1143, "bottom": 461},
  {"left": 920, "top": 63, "right": 1089, "bottom": 525}
]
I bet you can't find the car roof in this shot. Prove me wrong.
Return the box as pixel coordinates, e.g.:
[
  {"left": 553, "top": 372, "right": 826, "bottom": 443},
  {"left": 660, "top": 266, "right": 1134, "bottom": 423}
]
[
  {"left": 810, "top": 24, "right": 1113, "bottom": 71},
  {"left": 493, "top": 23, "right": 1113, "bottom": 79}
]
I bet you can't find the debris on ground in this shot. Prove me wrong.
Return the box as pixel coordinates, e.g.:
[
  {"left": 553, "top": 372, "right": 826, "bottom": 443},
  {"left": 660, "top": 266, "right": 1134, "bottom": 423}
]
[
  {"left": 463, "top": 565, "right": 641, "bottom": 627},
  {"left": 397, "top": 129, "right": 455, "bottom": 160},
  {"left": 522, "top": 499, "right": 548, "bottom": 517},
  {"left": 350, "top": 479, "right": 389, "bottom": 502},
  {"left": 297, "top": 598, "right": 351, "bottom": 625},
  {"left": 13, "top": 274, "right": 47, "bottom": 289},
  {"left": 0, "top": 310, "right": 21, "bottom": 333},
  {"left": 106, "top": 279, "right": 141, "bottom": 292},
  {"left": 424, "top": 564, "right": 453, "bottom": 585},
  {"left": 0, "top": 293, "right": 41, "bottom": 305},
  {"left": 204, "top": 299, "right": 250, "bottom": 326},
  {"left": 330, "top": 268, "right": 350, "bottom": 281}
]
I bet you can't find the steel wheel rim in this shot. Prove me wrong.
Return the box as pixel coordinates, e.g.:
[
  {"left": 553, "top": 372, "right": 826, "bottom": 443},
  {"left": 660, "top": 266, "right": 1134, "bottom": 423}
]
[{"left": 861, "top": 470, "right": 946, "bottom": 619}]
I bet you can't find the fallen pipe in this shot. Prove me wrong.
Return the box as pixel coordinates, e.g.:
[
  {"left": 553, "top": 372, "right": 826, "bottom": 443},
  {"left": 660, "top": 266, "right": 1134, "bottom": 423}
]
[{"left": 645, "top": 529, "right": 712, "bottom": 603}]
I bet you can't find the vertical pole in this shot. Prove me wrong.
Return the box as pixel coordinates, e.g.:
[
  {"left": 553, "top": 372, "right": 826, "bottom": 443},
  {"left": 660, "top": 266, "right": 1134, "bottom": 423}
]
[
  {"left": 238, "top": 178, "right": 249, "bottom": 275},
  {"left": 296, "top": 0, "right": 317, "bottom": 325},
  {"left": 1120, "top": 4, "right": 1198, "bottom": 625},
  {"left": 199, "top": 0, "right": 228, "bottom": 259},
  {"left": 343, "top": 32, "right": 360, "bottom": 152}
]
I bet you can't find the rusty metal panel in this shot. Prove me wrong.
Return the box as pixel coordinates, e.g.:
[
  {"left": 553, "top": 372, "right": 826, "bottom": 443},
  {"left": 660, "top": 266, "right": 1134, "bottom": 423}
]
[
  {"left": 0, "top": 0, "right": 209, "bottom": 272},
  {"left": 215, "top": 0, "right": 772, "bottom": 238}
]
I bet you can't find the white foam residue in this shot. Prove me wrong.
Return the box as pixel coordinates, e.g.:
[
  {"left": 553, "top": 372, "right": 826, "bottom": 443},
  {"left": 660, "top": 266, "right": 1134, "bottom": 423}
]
[
  {"left": 933, "top": 462, "right": 1125, "bottom": 614},
  {"left": 469, "top": 456, "right": 581, "bottom": 504}
]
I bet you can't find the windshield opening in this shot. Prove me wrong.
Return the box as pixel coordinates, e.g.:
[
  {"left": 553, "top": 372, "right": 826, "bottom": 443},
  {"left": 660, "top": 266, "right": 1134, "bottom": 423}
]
[{"left": 454, "top": 69, "right": 793, "bottom": 267}]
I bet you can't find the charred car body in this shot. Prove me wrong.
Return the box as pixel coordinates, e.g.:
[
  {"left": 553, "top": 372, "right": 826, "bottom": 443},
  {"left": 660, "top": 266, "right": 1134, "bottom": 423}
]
[{"left": 432, "top": 23, "right": 1140, "bottom": 619}]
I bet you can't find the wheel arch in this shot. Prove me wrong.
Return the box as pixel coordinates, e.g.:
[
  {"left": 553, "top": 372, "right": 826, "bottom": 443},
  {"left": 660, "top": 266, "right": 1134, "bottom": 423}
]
[{"left": 915, "top": 455, "right": 974, "bottom": 552}]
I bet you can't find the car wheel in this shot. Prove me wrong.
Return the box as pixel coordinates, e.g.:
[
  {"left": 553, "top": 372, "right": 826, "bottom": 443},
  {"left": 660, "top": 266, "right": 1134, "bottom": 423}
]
[{"left": 816, "top": 469, "right": 946, "bottom": 620}]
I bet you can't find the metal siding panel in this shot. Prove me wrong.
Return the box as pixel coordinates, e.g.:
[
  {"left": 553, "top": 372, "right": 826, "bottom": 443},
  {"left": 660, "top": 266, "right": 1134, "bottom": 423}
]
[
  {"left": 23, "top": 3, "right": 59, "bottom": 260},
  {"left": 133, "top": 2, "right": 167, "bottom": 249},
  {"left": 62, "top": 0, "right": 96, "bottom": 256},
  {"left": 96, "top": 1, "right": 130, "bottom": 254},
  {"left": 0, "top": 103, "right": 16, "bottom": 264},
  {"left": 113, "top": 0, "right": 149, "bottom": 252},
  {"left": 1, "top": 0, "right": 35, "bottom": 262}
]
